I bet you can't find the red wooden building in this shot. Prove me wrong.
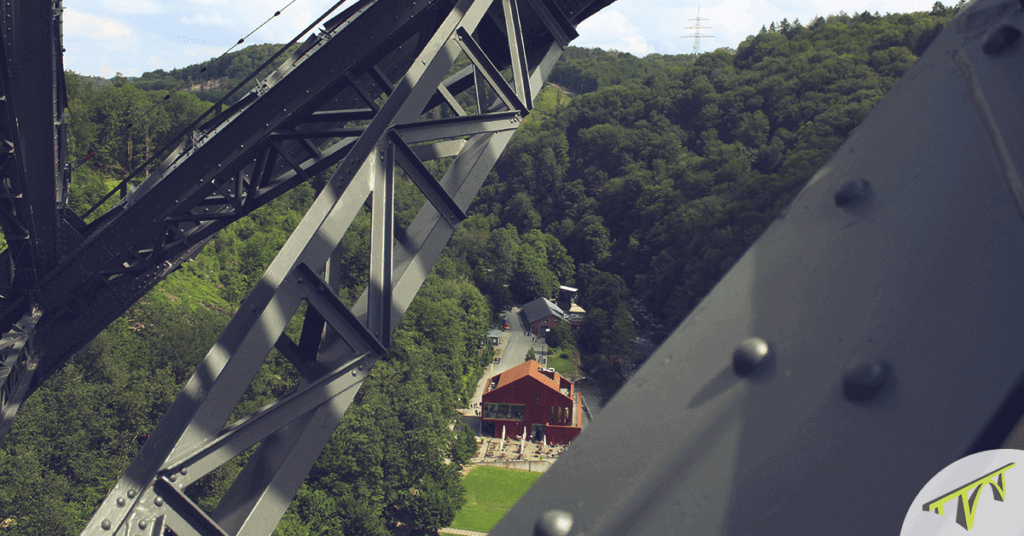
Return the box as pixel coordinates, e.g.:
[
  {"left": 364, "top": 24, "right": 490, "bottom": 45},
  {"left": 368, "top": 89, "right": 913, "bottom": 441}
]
[{"left": 480, "top": 360, "right": 582, "bottom": 445}]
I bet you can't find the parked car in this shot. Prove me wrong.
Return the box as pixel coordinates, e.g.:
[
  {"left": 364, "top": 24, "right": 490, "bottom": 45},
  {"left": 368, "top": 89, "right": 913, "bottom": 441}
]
[{"left": 503, "top": 322, "right": 509, "bottom": 330}]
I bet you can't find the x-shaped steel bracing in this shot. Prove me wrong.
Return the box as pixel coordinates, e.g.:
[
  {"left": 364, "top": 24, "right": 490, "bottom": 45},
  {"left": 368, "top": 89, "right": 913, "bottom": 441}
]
[{"left": 82, "top": 0, "right": 570, "bottom": 533}]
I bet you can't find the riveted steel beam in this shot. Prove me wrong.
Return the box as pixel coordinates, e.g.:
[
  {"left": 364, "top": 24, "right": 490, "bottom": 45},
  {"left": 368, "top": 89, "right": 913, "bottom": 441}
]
[
  {"left": 503, "top": 0, "right": 533, "bottom": 110},
  {"left": 0, "top": 0, "right": 68, "bottom": 289},
  {"left": 10, "top": 0, "right": 605, "bottom": 430},
  {"left": 78, "top": 0, "right": 573, "bottom": 533},
  {"left": 489, "top": 1, "right": 1024, "bottom": 534}
]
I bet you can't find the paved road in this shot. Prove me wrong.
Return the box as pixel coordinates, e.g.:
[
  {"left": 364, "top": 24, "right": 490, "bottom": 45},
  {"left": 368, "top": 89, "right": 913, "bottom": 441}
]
[
  {"left": 439, "top": 528, "right": 489, "bottom": 535},
  {"left": 466, "top": 307, "right": 548, "bottom": 412}
]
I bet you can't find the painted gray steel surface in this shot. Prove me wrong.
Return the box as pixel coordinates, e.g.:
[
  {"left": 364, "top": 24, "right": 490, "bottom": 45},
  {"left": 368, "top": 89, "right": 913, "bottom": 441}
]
[{"left": 491, "top": 0, "right": 1024, "bottom": 534}]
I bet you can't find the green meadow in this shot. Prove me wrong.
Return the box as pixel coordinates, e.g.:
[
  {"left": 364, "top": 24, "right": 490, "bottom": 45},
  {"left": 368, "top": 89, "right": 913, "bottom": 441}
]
[{"left": 449, "top": 466, "right": 544, "bottom": 532}]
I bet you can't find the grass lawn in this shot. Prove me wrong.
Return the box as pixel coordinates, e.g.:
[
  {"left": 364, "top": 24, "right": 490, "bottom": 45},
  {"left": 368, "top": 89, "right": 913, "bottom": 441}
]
[
  {"left": 547, "top": 354, "right": 580, "bottom": 380},
  {"left": 450, "top": 466, "right": 543, "bottom": 532}
]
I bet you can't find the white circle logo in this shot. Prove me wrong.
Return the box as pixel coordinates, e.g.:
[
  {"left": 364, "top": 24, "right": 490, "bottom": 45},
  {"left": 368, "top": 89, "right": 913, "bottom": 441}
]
[{"left": 902, "top": 449, "right": 1024, "bottom": 535}]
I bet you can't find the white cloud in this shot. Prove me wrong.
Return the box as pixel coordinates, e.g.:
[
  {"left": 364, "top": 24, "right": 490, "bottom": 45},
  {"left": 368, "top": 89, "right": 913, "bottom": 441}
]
[
  {"left": 64, "top": 8, "right": 136, "bottom": 51},
  {"left": 622, "top": 35, "right": 653, "bottom": 56},
  {"left": 177, "top": 13, "right": 233, "bottom": 27},
  {"left": 575, "top": 9, "right": 653, "bottom": 55},
  {"left": 98, "top": 64, "right": 119, "bottom": 78},
  {"left": 101, "top": 0, "right": 162, "bottom": 15},
  {"left": 578, "top": 9, "right": 631, "bottom": 36},
  {"left": 180, "top": 44, "right": 230, "bottom": 59},
  {"left": 147, "top": 55, "right": 170, "bottom": 68}
]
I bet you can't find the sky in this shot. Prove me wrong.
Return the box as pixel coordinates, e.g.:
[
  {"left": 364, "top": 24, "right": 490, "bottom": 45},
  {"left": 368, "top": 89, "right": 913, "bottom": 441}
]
[{"left": 62, "top": 0, "right": 950, "bottom": 78}]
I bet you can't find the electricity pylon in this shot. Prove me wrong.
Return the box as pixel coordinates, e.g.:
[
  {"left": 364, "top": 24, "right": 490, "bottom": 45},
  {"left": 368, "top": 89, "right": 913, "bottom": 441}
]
[{"left": 682, "top": 5, "right": 714, "bottom": 55}]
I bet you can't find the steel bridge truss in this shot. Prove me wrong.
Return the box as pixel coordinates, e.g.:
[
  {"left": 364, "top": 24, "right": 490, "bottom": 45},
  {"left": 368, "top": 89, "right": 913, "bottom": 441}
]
[
  {"left": 0, "top": 0, "right": 68, "bottom": 442},
  {"left": 0, "top": 0, "right": 600, "bottom": 444},
  {"left": 79, "top": 0, "right": 576, "bottom": 534}
]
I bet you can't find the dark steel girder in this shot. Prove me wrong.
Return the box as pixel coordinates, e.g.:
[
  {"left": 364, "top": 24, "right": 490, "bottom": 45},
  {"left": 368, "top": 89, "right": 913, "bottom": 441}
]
[
  {"left": 489, "top": 0, "right": 1024, "bottom": 534},
  {"left": 0, "top": 0, "right": 72, "bottom": 446},
  {"left": 0, "top": 0, "right": 69, "bottom": 289}
]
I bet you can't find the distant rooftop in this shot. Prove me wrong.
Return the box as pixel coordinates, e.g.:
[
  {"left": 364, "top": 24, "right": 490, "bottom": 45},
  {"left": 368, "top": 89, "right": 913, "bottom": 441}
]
[
  {"left": 488, "top": 360, "right": 567, "bottom": 393},
  {"left": 522, "top": 297, "right": 564, "bottom": 325}
]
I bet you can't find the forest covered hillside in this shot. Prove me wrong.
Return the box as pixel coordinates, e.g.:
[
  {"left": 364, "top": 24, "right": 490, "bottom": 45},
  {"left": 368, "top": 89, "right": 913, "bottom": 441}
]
[{"left": 1, "top": 3, "right": 964, "bottom": 534}]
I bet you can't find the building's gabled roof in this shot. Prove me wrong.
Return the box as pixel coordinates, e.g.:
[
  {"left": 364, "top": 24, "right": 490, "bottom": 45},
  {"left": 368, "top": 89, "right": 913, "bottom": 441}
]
[
  {"left": 485, "top": 360, "right": 568, "bottom": 397},
  {"left": 522, "top": 297, "right": 564, "bottom": 325}
]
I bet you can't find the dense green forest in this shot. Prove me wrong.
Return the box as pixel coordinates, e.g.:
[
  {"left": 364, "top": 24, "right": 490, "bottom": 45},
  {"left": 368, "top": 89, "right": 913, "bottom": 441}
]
[{"left": 1, "top": 3, "right": 964, "bottom": 534}]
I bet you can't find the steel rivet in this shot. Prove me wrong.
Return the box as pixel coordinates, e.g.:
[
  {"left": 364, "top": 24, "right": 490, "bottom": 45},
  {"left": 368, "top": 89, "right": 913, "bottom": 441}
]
[
  {"left": 117, "top": 498, "right": 126, "bottom": 507},
  {"left": 169, "top": 474, "right": 177, "bottom": 482},
  {"left": 297, "top": 277, "right": 305, "bottom": 284},
  {"left": 982, "top": 25, "right": 1021, "bottom": 55},
  {"left": 733, "top": 337, "right": 773, "bottom": 376},
  {"left": 352, "top": 370, "right": 357, "bottom": 376},
  {"left": 843, "top": 360, "right": 891, "bottom": 401},
  {"left": 180, "top": 467, "right": 187, "bottom": 475},
  {"left": 139, "top": 520, "right": 148, "bottom": 529},
  {"left": 155, "top": 497, "right": 164, "bottom": 507},
  {"left": 535, "top": 510, "right": 573, "bottom": 536},
  {"left": 101, "top": 519, "right": 112, "bottom": 530},
  {"left": 127, "top": 490, "right": 136, "bottom": 499},
  {"left": 834, "top": 178, "right": 870, "bottom": 207}
]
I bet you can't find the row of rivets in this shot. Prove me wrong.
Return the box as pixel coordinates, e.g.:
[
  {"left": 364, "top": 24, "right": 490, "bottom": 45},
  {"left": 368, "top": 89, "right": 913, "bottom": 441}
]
[
  {"left": 726, "top": 179, "right": 890, "bottom": 397},
  {"left": 733, "top": 337, "right": 891, "bottom": 401}
]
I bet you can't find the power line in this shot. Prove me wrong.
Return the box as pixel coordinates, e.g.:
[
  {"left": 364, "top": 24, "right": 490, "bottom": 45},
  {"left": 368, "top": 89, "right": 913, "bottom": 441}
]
[
  {"left": 681, "top": 5, "right": 714, "bottom": 55},
  {"left": 87, "top": 0, "right": 301, "bottom": 165},
  {"left": 81, "top": 0, "right": 349, "bottom": 219}
]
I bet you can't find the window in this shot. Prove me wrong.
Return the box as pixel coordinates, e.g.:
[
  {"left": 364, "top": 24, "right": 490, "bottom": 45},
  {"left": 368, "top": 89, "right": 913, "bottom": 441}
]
[
  {"left": 483, "top": 403, "right": 525, "bottom": 421},
  {"left": 536, "top": 393, "right": 540, "bottom": 404}
]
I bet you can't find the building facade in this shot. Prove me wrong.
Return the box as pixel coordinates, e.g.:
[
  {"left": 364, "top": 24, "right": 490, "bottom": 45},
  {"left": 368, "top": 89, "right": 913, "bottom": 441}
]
[
  {"left": 480, "top": 360, "right": 582, "bottom": 445},
  {"left": 565, "top": 302, "right": 586, "bottom": 329},
  {"left": 521, "top": 297, "right": 565, "bottom": 337}
]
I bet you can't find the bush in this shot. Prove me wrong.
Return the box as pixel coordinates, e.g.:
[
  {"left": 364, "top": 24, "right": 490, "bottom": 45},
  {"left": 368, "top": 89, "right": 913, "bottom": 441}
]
[{"left": 546, "top": 323, "right": 573, "bottom": 348}]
